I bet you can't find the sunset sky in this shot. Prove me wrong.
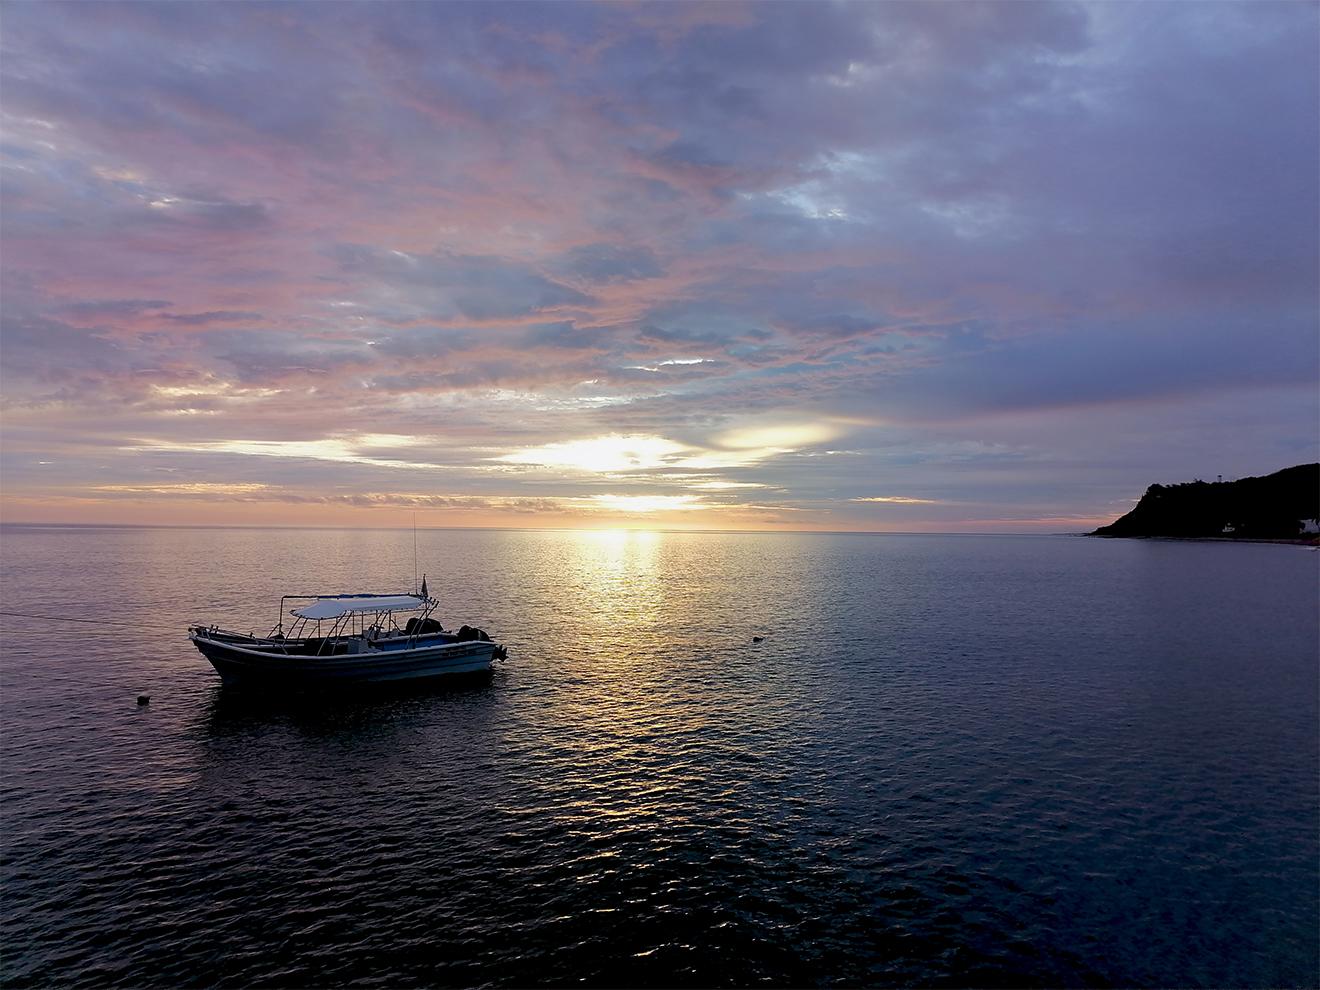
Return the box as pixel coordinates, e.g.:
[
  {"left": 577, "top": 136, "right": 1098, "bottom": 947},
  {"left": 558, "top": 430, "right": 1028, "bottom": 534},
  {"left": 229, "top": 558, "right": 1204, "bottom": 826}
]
[{"left": 2, "top": 1, "right": 1316, "bottom": 531}]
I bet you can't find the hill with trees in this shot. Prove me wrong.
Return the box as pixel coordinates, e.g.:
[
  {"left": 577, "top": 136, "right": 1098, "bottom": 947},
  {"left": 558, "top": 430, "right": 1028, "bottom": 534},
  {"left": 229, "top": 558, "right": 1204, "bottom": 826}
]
[{"left": 1091, "top": 464, "right": 1319, "bottom": 539}]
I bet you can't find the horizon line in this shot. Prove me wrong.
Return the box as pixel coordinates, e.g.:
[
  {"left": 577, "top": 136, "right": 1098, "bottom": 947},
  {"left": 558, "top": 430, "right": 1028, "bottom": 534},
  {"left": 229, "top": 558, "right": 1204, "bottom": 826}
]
[{"left": 0, "top": 520, "right": 1088, "bottom": 537}]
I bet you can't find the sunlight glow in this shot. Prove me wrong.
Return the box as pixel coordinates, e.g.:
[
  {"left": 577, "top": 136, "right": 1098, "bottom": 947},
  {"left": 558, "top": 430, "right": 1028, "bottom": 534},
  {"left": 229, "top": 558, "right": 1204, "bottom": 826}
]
[
  {"left": 497, "top": 435, "right": 688, "bottom": 473},
  {"left": 150, "top": 382, "right": 283, "bottom": 401},
  {"left": 716, "top": 423, "right": 839, "bottom": 450},
  {"left": 499, "top": 422, "right": 848, "bottom": 476},
  {"left": 355, "top": 433, "right": 424, "bottom": 447},
  {"left": 687, "top": 481, "right": 767, "bottom": 490},
  {"left": 94, "top": 482, "right": 271, "bottom": 496},
  {"left": 127, "top": 436, "right": 447, "bottom": 470},
  {"left": 587, "top": 494, "right": 706, "bottom": 513},
  {"left": 851, "top": 496, "right": 941, "bottom": 505}
]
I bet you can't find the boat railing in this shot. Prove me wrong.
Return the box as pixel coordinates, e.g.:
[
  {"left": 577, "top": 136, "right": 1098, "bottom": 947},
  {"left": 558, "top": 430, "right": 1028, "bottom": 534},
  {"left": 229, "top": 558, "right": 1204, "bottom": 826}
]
[
  {"left": 195, "top": 594, "right": 445, "bottom": 658},
  {"left": 265, "top": 594, "right": 440, "bottom": 653}
]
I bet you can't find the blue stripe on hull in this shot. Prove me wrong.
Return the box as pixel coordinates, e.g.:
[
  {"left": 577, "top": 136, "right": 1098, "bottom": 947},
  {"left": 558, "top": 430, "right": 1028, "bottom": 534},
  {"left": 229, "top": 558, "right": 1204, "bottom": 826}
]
[{"left": 192, "top": 636, "right": 497, "bottom": 685}]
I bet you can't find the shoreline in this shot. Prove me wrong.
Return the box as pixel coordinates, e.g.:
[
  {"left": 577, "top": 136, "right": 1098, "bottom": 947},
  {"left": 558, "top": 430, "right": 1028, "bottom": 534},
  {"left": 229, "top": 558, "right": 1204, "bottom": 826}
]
[{"left": 1086, "top": 534, "right": 1319, "bottom": 546}]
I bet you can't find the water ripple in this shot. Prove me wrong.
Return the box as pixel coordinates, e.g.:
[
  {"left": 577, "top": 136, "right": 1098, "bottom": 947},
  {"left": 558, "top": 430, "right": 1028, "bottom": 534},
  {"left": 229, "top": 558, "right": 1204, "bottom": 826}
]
[{"left": 1, "top": 529, "right": 1316, "bottom": 987}]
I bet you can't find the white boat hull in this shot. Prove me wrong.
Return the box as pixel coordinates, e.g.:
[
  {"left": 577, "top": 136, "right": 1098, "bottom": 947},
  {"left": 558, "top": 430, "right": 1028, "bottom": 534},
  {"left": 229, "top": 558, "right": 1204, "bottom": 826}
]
[{"left": 190, "top": 633, "right": 500, "bottom": 686}]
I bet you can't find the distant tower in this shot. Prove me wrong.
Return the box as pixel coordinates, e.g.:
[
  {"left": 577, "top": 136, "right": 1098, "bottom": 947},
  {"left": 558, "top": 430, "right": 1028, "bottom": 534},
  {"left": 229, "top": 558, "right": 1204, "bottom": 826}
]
[{"left": 1217, "top": 475, "right": 1223, "bottom": 484}]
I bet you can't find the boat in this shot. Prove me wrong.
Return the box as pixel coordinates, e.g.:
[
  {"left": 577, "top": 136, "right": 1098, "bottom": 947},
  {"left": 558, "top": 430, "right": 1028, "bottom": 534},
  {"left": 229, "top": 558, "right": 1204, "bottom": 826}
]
[{"left": 189, "top": 590, "right": 507, "bottom": 687}]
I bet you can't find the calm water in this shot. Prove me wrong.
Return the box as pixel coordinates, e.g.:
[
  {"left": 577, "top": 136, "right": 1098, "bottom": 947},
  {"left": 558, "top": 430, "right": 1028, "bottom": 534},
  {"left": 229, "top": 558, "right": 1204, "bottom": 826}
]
[{"left": 1, "top": 527, "right": 1316, "bottom": 988}]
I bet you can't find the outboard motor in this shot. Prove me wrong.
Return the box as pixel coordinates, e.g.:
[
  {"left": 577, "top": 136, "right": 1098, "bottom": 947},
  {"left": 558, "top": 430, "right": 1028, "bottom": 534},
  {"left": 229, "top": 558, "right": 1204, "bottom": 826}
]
[{"left": 406, "top": 616, "right": 444, "bottom": 636}]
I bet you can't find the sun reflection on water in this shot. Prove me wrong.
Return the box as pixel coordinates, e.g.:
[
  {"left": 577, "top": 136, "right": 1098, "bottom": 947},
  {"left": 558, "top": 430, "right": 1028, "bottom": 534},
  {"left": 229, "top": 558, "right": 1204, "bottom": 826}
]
[{"left": 566, "top": 529, "right": 663, "bottom": 636}]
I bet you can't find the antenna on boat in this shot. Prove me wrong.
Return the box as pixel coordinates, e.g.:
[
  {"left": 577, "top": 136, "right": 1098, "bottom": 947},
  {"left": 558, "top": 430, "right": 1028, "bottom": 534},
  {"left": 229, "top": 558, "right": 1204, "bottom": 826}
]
[{"left": 413, "top": 511, "right": 418, "bottom": 595}]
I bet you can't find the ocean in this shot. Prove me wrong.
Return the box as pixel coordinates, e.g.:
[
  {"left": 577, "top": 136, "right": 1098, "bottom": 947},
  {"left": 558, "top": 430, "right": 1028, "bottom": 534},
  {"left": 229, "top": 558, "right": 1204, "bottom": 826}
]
[{"left": 1, "top": 526, "right": 1316, "bottom": 987}]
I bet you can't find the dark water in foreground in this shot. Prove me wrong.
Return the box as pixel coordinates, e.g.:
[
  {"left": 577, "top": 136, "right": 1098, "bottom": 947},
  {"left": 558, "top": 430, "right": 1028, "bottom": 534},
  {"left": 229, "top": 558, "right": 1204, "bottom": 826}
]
[{"left": 1, "top": 527, "right": 1316, "bottom": 988}]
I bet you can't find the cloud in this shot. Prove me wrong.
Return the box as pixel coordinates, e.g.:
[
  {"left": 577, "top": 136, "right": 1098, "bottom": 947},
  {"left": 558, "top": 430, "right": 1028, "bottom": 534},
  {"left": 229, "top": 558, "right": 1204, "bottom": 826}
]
[
  {"left": 199, "top": 330, "right": 375, "bottom": 384},
  {"left": 851, "top": 496, "right": 942, "bottom": 505},
  {"left": 495, "top": 423, "right": 845, "bottom": 476},
  {"left": 585, "top": 493, "right": 706, "bottom": 513},
  {"left": 62, "top": 299, "right": 172, "bottom": 319},
  {"left": 125, "top": 430, "right": 456, "bottom": 466},
  {"left": 159, "top": 310, "right": 263, "bottom": 325},
  {"left": 1, "top": 313, "right": 135, "bottom": 381},
  {"left": 330, "top": 246, "right": 593, "bottom": 322},
  {"left": 553, "top": 244, "right": 664, "bottom": 284},
  {"left": 0, "top": 1, "right": 1315, "bottom": 529},
  {"left": 496, "top": 435, "right": 689, "bottom": 473},
  {"left": 142, "top": 194, "right": 270, "bottom": 230}
]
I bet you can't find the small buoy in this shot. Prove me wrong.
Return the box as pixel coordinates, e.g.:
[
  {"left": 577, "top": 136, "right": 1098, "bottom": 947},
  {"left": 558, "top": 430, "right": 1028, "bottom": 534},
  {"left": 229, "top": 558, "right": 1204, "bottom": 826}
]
[
  {"left": 137, "top": 695, "right": 150, "bottom": 706},
  {"left": 752, "top": 636, "right": 764, "bottom": 643}
]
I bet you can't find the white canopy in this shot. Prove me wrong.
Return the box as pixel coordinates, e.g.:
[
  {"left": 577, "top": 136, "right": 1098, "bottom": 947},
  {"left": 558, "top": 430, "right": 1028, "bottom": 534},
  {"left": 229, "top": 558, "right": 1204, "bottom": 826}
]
[{"left": 291, "top": 595, "right": 426, "bottom": 620}]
